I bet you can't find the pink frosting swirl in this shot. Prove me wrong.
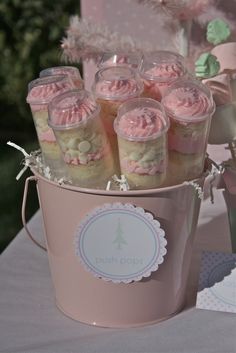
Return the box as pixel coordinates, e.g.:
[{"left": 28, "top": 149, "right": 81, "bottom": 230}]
[
  {"left": 40, "top": 67, "right": 83, "bottom": 89},
  {"left": 162, "top": 86, "right": 211, "bottom": 120},
  {"left": 95, "top": 79, "right": 141, "bottom": 100},
  {"left": 116, "top": 107, "right": 165, "bottom": 139},
  {"left": 94, "top": 66, "right": 143, "bottom": 100},
  {"left": 49, "top": 95, "right": 98, "bottom": 127},
  {"left": 27, "top": 79, "right": 71, "bottom": 106},
  {"left": 145, "top": 63, "right": 184, "bottom": 81}
]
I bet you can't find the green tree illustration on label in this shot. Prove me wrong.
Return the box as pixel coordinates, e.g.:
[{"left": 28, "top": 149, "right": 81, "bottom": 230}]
[{"left": 113, "top": 218, "right": 127, "bottom": 250}]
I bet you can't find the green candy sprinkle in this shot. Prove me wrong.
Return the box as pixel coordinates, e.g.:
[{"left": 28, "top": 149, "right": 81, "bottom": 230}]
[
  {"left": 195, "top": 52, "right": 220, "bottom": 78},
  {"left": 207, "top": 19, "right": 231, "bottom": 45},
  {"left": 78, "top": 140, "right": 91, "bottom": 153}
]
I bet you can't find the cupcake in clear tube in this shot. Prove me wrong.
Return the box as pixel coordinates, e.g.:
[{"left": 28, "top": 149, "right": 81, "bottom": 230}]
[
  {"left": 162, "top": 78, "right": 215, "bottom": 185},
  {"left": 139, "top": 51, "right": 186, "bottom": 102},
  {"left": 40, "top": 66, "right": 84, "bottom": 90},
  {"left": 92, "top": 66, "right": 143, "bottom": 172},
  {"left": 98, "top": 52, "right": 142, "bottom": 70},
  {"left": 114, "top": 98, "right": 169, "bottom": 189},
  {"left": 48, "top": 90, "right": 115, "bottom": 189},
  {"left": 26, "top": 75, "right": 73, "bottom": 175}
]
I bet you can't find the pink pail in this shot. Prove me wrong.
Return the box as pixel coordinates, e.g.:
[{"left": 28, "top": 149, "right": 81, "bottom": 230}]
[{"left": 22, "top": 168, "right": 207, "bottom": 328}]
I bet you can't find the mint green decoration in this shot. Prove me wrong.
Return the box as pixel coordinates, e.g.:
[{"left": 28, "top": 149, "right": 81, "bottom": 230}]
[
  {"left": 207, "top": 19, "right": 231, "bottom": 45},
  {"left": 113, "top": 219, "right": 127, "bottom": 250},
  {"left": 195, "top": 52, "right": 220, "bottom": 78}
]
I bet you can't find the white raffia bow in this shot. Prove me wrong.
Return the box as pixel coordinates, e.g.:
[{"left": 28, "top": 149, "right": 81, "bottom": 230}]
[
  {"left": 184, "top": 158, "right": 224, "bottom": 203},
  {"left": 7, "top": 141, "right": 64, "bottom": 183}
]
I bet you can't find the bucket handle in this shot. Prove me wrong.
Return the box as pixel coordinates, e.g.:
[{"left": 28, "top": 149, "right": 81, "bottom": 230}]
[{"left": 22, "top": 176, "right": 47, "bottom": 251}]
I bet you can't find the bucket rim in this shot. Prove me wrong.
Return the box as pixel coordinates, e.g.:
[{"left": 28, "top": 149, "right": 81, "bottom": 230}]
[{"left": 30, "top": 163, "right": 210, "bottom": 196}]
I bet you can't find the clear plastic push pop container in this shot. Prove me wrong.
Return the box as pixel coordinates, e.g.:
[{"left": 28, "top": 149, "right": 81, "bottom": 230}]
[
  {"left": 139, "top": 51, "right": 186, "bottom": 102},
  {"left": 98, "top": 51, "right": 142, "bottom": 70},
  {"left": 40, "top": 66, "right": 84, "bottom": 89},
  {"left": 162, "top": 78, "right": 215, "bottom": 186},
  {"left": 26, "top": 75, "right": 73, "bottom": 175},
  {"left": 92, "top": 66, "right": 143, "bottom": 172},
  {"left": 114, "top": 97, "right": 169, "bottom": 189},
  {"left": 48, "top": 90, "right": 116, "bottom": 189}
]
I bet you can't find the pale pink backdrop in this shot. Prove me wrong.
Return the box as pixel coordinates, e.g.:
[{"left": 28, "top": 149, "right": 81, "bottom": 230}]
[
  {"left": 81, "top": 0, "right": 236, "bottom": 89},
  {"left": 81, "top": 0, "right": 174, "bottom": 90}
]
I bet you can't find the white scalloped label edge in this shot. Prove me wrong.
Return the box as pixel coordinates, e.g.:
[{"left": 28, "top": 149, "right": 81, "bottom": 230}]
[{"left": 75, "top": 203, "right": 167, "bottom": 283}]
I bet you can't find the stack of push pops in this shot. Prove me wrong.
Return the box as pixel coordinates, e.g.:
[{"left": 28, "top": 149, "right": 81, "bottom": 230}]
[{"left": 26, "top": 52, "right": 215, "bottom": 190}]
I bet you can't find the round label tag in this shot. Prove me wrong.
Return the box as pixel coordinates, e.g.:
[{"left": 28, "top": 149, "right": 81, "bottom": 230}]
[
  {"left": 209, "top": 261, "right": 236, "bottom": 307},
  {"left": 75, "top": 203, "right": 167, "bottom": 283}
]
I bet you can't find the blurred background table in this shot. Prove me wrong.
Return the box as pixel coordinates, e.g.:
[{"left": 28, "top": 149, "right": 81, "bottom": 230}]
[{"left": 0, "top": 145, "right": 235, "bottom": 353}]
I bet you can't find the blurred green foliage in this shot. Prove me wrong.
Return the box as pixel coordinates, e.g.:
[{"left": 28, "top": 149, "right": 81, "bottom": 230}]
[
  {"left": 0, "top": 0, "right": 80, "bottom": 139},
  {"left": 0, "top": 0, "right": 80, "bottom": 252}
]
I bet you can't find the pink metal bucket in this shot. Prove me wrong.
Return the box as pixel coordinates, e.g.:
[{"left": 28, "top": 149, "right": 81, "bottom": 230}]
[{"left": 22, "top": 168, "right": 207, "bottom": 328}]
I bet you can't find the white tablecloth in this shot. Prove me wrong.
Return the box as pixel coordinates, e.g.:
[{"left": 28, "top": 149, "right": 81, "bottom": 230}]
[{"left": 0, "top": 146, "right": 236, "bottom": 353}]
